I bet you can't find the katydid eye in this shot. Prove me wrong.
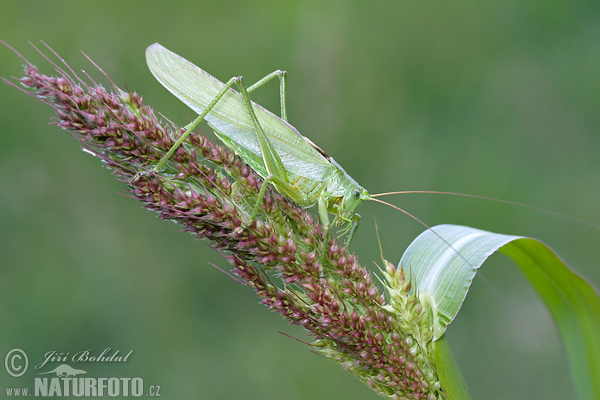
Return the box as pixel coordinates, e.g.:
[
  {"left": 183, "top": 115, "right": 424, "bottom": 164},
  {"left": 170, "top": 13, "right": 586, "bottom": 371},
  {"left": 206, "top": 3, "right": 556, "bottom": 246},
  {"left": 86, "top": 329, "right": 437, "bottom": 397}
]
[{"left": 353, "top": 189, "right": 360, "bottom": 199}]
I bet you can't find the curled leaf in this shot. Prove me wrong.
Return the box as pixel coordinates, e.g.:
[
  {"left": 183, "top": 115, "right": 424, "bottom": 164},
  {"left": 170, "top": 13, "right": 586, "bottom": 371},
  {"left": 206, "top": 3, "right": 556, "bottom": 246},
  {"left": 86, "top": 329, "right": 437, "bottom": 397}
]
[{"left": 399, "top": 224, "right": 600, "bottom": 399}]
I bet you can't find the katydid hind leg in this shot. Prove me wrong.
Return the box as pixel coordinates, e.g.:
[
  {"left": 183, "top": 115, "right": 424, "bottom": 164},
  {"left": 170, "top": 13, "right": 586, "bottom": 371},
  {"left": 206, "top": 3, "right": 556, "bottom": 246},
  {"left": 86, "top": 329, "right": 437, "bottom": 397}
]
[
  {"left": 235, "top": 76, "right": 291, "bottom": 195},
  {"left": 235, "top": 75, "right": 304, "bottom": 228}
]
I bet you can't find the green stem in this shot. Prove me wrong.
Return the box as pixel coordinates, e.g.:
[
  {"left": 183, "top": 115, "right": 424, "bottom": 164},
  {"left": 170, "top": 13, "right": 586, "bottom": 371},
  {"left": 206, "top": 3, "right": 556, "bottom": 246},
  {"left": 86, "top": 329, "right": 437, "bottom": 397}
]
[{"left": 432, "top": 334, "right": 471, "bottom": 400}]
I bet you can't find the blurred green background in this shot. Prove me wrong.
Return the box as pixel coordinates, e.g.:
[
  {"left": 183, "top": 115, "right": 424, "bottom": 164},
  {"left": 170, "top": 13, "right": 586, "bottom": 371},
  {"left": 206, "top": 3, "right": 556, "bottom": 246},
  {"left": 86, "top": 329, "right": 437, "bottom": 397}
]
[{"left": 1, "top": 1, "right": 598, "bottom": 399}]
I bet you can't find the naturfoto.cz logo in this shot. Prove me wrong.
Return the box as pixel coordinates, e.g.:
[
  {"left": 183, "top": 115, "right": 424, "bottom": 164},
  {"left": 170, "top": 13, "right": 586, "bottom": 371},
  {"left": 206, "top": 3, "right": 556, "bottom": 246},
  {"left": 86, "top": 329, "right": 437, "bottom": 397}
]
[{"left": 4, "top": 348, "right": 161, "bottom": 397}]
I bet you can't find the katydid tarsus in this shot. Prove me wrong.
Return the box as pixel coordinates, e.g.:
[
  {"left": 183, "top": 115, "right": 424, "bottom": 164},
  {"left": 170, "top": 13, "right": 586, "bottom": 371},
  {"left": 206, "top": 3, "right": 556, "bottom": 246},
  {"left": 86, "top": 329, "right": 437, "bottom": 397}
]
[{"left": 145, "top": 43, "right": 599, "bottom": 252}]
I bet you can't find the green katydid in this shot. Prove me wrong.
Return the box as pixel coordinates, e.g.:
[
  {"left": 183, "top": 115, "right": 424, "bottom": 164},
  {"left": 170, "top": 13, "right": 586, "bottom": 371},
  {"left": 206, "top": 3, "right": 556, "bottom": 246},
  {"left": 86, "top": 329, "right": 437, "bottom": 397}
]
[
  {"left": 145, "top": 43, "right": 598, "bottom": 250},
  {"left": 145, "top": 42, "right": 391, "bottom": 246}
]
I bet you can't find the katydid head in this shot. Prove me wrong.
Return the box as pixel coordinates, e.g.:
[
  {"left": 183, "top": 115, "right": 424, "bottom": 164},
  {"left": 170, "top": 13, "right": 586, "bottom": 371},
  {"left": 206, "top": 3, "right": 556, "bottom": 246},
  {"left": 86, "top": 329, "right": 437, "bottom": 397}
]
[
  {"left": 330, "top": 185, "right": 369, "bottom": 246},
  {"left": 341, "top": 186, "right": 370, "bottom": 214}
]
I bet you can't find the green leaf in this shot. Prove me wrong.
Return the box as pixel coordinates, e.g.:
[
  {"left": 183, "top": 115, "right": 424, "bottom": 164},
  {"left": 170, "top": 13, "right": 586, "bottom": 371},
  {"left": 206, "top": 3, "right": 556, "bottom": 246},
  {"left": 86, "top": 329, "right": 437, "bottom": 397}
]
[
  {"left": 399, "top": 224, "right": 600, "bottom": 399},
  {"left": 432, "top": 334, "right": 471, "bottom": 400}
]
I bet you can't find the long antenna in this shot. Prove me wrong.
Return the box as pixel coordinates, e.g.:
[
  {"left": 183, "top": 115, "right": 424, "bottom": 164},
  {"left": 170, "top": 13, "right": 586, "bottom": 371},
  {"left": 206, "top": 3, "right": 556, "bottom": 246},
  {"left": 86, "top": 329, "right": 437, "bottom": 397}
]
[
  {"left": 371, "top": 190, "right": 600, "bottom": 229},
  {"left": 369, "top": 197, "right": 474, "bottom": 268},
  {"left": 369, "top": 196, "right": 541, "bottom": 349}
]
